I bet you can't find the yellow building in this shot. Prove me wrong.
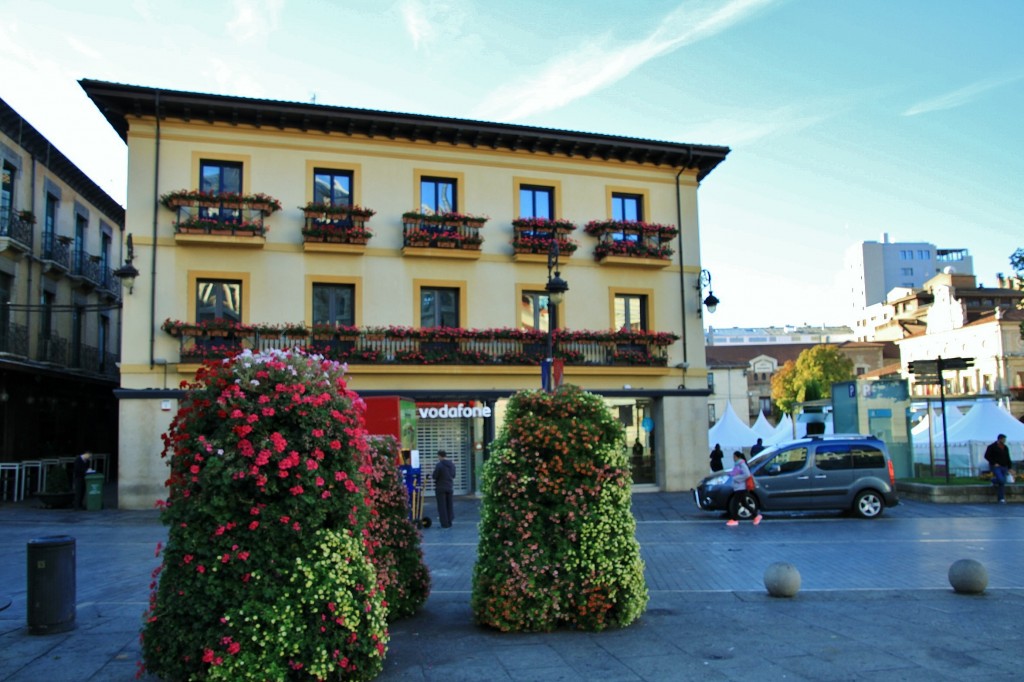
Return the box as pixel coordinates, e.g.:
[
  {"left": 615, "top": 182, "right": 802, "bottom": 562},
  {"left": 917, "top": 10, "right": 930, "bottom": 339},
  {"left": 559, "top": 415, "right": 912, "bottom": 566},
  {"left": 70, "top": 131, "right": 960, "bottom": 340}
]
[
  {"left": 0, "top": 96, "right": 124, "bottom": 498},
  {"left": 81, "top": 80, "right": 729, "bottom": 510}
]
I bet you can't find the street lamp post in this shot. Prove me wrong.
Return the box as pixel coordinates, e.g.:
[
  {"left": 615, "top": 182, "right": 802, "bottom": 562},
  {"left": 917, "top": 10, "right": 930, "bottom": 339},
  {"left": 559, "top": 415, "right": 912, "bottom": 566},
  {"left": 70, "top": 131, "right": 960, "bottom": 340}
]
[{"left": 544, "top": 239, "right": 569, "bottom": 392}]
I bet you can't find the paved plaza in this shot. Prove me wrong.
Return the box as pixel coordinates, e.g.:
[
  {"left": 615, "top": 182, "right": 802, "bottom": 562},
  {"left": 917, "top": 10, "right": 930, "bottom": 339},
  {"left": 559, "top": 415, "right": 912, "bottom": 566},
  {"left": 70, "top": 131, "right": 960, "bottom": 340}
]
[{"left": 2, "top": 492, "right": 1023, "bottom": 681}]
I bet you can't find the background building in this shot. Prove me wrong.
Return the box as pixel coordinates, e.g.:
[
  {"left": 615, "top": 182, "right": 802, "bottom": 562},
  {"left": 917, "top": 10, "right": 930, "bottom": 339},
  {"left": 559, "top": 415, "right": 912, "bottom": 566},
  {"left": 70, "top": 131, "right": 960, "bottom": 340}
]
[
  {"left": 845, "top": 235, "right": 973, "bottom": 327},
  {"left": 0, "top": 97, "right": 124, "bottom": 499},
  {"left": 82, "top": 80, "right": 730, "bottom": 509}
]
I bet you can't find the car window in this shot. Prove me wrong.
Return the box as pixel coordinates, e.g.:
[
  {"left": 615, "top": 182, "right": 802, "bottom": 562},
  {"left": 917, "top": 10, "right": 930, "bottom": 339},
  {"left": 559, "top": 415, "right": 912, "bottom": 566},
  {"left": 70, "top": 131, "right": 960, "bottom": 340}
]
[
  {"left": 852, "top": 444, "right": 885, "bottom": 469},
  {"left": 815, "top": 445, "right": 851, "bottom": 471},
  {"left": 764, "top": 446, "right": 808, "bottom": 474}
]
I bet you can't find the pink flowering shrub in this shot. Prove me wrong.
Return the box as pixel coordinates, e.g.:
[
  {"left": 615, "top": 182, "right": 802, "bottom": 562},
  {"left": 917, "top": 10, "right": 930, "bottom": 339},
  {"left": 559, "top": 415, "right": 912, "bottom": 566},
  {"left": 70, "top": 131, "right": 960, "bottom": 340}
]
[
  {"left": 141, "top": 349, "right": 388, "bottom": 681},
  {"left": 363, "top": 436, "right": 431, "bottom": 620},
  {"left": 471, "top": 385, "right": 648, "bottom": 632}
]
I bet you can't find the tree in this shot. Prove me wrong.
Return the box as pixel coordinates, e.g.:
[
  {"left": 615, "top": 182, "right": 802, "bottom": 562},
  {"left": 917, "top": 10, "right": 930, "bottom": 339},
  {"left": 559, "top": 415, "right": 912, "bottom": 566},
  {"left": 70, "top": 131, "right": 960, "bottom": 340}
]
[
  {"left": 771, "top": 345, "right": 854, "bottom": 415},
  {"left": 1010, "top": 248, "right": 1024, "bottom": 340}
]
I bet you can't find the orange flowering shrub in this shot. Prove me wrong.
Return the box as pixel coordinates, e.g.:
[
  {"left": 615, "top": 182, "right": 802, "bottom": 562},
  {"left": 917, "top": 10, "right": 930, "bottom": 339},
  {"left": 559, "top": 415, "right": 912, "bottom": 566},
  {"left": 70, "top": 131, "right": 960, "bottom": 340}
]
[{"left": 471, "top": 385, "right": 647, "bottom": 631}]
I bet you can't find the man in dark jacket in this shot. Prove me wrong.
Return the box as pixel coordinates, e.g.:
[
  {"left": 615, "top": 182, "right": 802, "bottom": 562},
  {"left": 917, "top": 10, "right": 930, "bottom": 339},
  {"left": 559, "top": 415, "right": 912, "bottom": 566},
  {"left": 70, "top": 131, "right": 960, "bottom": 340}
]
[
  {"left": 73, "top": 451, "right": 92, "bottom": 510},
  {"left": 432, "top": 450, "right": 456, "bottom": 528},
  {"left": 984, "top": 434, "right": 1012, "bottom": 503}
]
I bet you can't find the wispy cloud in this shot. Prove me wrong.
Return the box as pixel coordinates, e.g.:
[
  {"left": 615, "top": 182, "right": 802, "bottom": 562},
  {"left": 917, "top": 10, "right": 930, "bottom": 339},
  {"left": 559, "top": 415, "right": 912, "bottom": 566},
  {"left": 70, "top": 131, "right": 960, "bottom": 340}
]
[
  {"left": 66, "top": 36, "right": 102, "bottom": 61},
  {"left": 903, "top": 73, "right": 1024, "bottom": 116},
  {"left": 227, "top": 0, "right": 284, "bottom": 44},
  {"left": 472, "top": 0, "right": 776, "bottom": 121},
  {"left": 401, "top": 0, "right": 434, "bottom": 50}
]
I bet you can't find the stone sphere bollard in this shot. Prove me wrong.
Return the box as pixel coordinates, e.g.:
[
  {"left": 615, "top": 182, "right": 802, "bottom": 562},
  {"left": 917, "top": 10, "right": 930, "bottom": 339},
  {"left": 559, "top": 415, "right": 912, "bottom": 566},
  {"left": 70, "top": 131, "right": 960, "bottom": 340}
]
[
  {"left": 948, "top": 559, "right": 988, "bottom": 594},
  {"left": 764, "top": 562, "right": 801, "bottom": 597}
]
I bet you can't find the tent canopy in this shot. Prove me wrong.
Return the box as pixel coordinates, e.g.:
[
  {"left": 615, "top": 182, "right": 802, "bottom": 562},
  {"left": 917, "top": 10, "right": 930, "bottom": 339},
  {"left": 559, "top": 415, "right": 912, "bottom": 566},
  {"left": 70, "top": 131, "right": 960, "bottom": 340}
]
[
  {"left": 751, "top": 412, "right": 776, "bottom": 440},
  {"left": 911, "top": 407, "right": 964, "bottom": 444},
  {"left": 945, "top": 400, "right": 1024, "bottom": 443},
  {"left": 708, "top": 402, "right": 758, "bottom": 452}
]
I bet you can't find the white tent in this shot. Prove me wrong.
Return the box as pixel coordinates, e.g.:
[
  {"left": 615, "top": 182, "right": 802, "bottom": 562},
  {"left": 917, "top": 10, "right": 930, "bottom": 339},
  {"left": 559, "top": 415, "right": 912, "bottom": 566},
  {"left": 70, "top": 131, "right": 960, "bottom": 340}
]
[
  {"left": 751, "top": 412, "right": 776, "bottom": 440},
  {"left": 765, "top": 414, "right": 795, "bottom": 445},
  {"left": 911, "top": 407, "right": 964, "bottom": 444},
  {"left": 922, "top": 400, "right": 1024, "bottom": 474},
  {"left": 708, "top": 402, "right": 759, "bottom": 454}
]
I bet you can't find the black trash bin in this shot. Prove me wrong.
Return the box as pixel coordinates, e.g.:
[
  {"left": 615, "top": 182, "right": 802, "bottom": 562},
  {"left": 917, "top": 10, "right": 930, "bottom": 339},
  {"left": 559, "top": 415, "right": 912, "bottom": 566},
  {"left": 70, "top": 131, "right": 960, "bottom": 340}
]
[{"left": 27, "top": 535, "right": 76, "bottom": 635}]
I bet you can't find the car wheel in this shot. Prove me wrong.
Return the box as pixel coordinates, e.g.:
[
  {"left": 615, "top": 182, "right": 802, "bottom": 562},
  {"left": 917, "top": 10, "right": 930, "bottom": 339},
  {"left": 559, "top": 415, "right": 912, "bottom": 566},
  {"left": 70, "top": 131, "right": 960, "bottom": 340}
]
[
  {"left": 853, "top": 490, "right": 884, "bottom": 518},
  {"left": 729, "top": 493, "right": 758, "bottom": 521}
]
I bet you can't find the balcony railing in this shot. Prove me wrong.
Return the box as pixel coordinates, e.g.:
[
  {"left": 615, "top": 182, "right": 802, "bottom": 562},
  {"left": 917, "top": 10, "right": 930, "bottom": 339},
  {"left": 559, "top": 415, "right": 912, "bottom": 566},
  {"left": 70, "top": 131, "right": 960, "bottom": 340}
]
[
  {"left": 164, "top": 323, "right": 678, "bottom": 367},
  {"left": 41, "top": 235, "right": 72, "bottom": 271},
  {"left": 0, "top": 214, "right": 34, "bottom": 251},
  {"left": 162, "top": 190, "right": 281, "bottom": 240},
  {"left": 401, "top": 212, "right": 485, "bottom": 253}
]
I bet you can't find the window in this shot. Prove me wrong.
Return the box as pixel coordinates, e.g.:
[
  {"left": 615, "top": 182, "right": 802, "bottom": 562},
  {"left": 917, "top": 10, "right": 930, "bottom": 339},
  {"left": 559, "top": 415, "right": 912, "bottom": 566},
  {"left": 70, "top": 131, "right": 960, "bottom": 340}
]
[
  {"left": 708, "top": 403, "right": 716, "bottom": 425},
  {"left": 312, "top": 283, "right": 355, "bottom": 326},
  {"left": 420, "top": 287, "right": 459, "bottom": 327},
  {"left": 420, "top": 177, "right": 456, "bottom": 214},
  {"left": 40, "top": 290, "right": 55, "bottom": 338},
  {"left": 901, "top": 267, "right": 913, "bottom": 276},
  {"left": 43, "top": 193, "right": 58, "bottom": 257},
  {"left": 0, "top": 273, "right": 10, "bottom": 349},
  {"left": 1, "top": 162, "right": 14, "bottom": 233},
  {"left": 519, "top": 185, "right": 553, "bottom": 219},
  {"left": 918, "top": 249, "right": 929, "bottom": 259},
  {"left": 74, "top": 212, "right": 88, "bottom": 274},
  {"left": 899, "top": 250, "right": 913, "bottom": 260},
  {"left": 612, "top": 192, "right": 643, "bottom": 222},
  {"left": 816, "top": 446, "right": 851, "bottom": 471},
  {"left": 313, "top": 168, "right": 353, "bottom": 207},
  {"left": 615, "top": 293, "right": 648, "bottom": 332},
  {"left": 521, "top": 291, "right": 555, "bottom": 332},
  {"left": 200, "top": 160, "right": 242, "bottom": 195},
  {"left": 196, "top": 279, "right": 242, "bottom": 323},
  {"left": 200, "top": 159, "right": 243, "bottom": 221},
  {"left": 707, "top": 372, "right": 715, "bottom": 391},
  {"left": 851, "top": 445, "right": 885, "bottom": 469},
  {"left": 770, "top": 446, "right": 808, "bottom": 474},
  {"left": 98, "top": 314, "right": 110, "bottom": 370}
]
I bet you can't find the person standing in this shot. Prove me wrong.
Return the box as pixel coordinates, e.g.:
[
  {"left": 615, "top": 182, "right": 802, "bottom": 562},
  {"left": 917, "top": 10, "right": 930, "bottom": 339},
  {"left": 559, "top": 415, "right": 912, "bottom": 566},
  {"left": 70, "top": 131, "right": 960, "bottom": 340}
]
[
  {"left": 726, "top": 451, "right": 762, "bottom": 527},
  {"left": 432, "top": 449, "right": 457, "bottom": 528},
  {"left": 709, "top": 444, "right": 725, "bottom": 472},
  {"left": 750, "top": 438, "right": 765, "bottom": 456},
  {"left": 984, "top": 434, "right": 1012, "bottom": 503},
  {"left": 72, "top": 451, "right": 92, "bottom": 510}
]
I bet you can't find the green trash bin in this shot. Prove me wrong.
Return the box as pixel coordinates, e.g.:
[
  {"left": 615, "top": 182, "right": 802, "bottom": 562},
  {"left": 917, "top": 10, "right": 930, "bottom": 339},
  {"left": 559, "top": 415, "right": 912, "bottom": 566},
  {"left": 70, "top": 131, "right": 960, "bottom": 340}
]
[{"left": 84, "top": 473, "right": 104, "bottom": 511}]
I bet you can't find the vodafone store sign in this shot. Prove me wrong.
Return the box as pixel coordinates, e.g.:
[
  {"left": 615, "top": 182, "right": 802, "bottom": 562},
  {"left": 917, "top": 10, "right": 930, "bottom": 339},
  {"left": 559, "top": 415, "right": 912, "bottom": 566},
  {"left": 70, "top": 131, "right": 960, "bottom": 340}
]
[{"left": 417, "top": 403, "right": 492, "bottom": 419}]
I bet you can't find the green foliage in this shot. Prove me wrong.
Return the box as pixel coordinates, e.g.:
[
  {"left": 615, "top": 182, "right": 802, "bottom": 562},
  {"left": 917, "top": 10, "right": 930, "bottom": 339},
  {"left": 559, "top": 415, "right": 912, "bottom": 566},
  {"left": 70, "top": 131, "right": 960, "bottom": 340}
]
[
  {"left": 771, "top": 345, "right": 854, "bottom": 415},
  {"left": 141, "top": 349, "right": 389, "bottom": 681},
  {"left": 472, "top": 385, "right": 648, "bottom": 632},
  {"left": 363, "top": 436, "right": 431, "bottom": 620}
]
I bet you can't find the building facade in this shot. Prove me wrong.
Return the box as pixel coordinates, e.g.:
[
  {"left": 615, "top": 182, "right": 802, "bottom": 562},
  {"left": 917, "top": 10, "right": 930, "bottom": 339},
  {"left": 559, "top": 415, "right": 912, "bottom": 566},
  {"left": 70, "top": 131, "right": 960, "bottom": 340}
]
[
  {"left": 845, "top": 234, "right": 973, "bottom": 327},
  {"left": 81, "top": 80, "right": 730, "bottom": 509},
  {"left": 0, "top": 96, "right": 124, "bottom": 493}
]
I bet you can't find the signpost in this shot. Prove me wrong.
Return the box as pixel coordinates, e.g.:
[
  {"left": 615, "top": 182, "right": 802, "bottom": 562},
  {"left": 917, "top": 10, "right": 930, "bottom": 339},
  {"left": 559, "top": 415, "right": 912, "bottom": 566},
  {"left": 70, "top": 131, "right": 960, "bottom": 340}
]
[{"left": 907, "top": 357, "right": 974, "bottom": 483}]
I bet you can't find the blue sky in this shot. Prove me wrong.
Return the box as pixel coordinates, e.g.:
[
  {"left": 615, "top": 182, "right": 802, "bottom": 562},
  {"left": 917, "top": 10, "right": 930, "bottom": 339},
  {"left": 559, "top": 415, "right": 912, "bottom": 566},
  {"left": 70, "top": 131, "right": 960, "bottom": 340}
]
[{"left": 2, "top": 0, "right": 1021, "bottom": 329}]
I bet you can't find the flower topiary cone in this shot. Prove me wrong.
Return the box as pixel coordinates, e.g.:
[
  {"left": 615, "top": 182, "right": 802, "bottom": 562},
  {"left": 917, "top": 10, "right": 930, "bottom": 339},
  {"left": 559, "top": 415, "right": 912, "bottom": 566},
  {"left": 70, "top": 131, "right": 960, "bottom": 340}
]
[
  {"left": 141, "top": 349, "right": 389, "bottom": 681},
  {"left": 471, "top": 385, "right": 648, "bottom": 632}
]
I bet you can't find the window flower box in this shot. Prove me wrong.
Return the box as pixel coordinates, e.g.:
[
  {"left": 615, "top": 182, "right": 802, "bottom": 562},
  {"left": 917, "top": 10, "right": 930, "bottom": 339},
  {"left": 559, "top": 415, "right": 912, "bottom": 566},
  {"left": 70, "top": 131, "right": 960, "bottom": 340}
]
[{"left": 160, "top": 190, "right": 283, "bottom": 214}]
